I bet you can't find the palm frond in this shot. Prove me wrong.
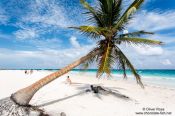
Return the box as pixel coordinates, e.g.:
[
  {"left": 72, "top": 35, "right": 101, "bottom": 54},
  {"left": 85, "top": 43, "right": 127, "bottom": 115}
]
[
  {"left": 80, "top": 0, "right": 97, "bottom": 15},
  {"left": 117, "top": 53, "right": 127, "bottom": 78},
  {"left": 114, "top": 46, "right": 144, "bottom": 88},
  {"left": 119, "top": 30, "right": 154, "bottom": 38},
  {"left": 69, "top": 26, "right": 105, "bottom": 39},
  {"left": 114, "top": 54, "right": 127, "bottom": 78},
  {"left": 80, "top": 0, "right": 103, "bottom": 27},
  {"left": 97, "top": 0, "right": 122, "bottom": 27},
  {"left": 80, "top": 47, "right": 101, "bottom": 70},
  {"left": 80, "top": 56, "right": 96, "bottom": 70},
  {"left": 112, "top": 0, "right": 122, "bottom": 23},
  {"left": 97, "top": 41, "right": 114, "bottom": 77},
  {"left": 115, "top": 37, "right": 163, "bottom": 45},
  {"left": 113, "top": 0, "right": 144, "bottom": 31}
]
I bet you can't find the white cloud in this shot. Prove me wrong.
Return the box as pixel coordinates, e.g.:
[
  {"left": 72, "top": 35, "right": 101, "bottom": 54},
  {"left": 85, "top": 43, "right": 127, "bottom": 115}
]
[
  {"left": 29, "top": 38, "right": 62, "bottom": 49},
  {"left": 0, "top": 43, "right": 94, "bottom": 68},
  {"left": 70, "top": 36, "right": 80, "bottom": 48},
  {"left": 14, "top": 28, "right": 38, "bottom": 40},
  {"left": 13, "top": 0, "right": 74, "bottom": 40},
  {"left": 118, "top": 44, "right": 175, "bottom": 69},
  {"left": 162, "top": 59, "right": 172, "bottom": 65},
  {"left": 21, "top": 0, "right": 71, "bottom": 28},
  {"left": 132, "top": 45, "right": 164, "bottom": 56},
  {"left": 128, "top": 10, "right": 175, "bottom": 31}
]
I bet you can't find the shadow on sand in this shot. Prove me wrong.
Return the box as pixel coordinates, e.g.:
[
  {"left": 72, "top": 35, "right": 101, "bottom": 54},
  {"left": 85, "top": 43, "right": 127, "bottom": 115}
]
[
  {"left": 36, "top": 84, "right": 131, "bottom": 107},
  {"left": 37, "top": 90, "right": 88, "bottom": 107}
]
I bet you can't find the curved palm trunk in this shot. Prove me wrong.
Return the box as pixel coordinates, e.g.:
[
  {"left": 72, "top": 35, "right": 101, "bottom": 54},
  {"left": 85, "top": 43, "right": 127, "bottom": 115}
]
[{"left": 11, "top": 50, "right": 99, "bottom": 106}]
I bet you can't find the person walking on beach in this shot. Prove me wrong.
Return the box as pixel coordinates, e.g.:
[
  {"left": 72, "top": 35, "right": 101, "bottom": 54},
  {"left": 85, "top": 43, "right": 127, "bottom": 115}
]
[
  {"left": 66, "top": 76, "right": 72, "bottom": 85},
  {"left": 24, "top": 70, "right": 27, "bottom": 74},
  {"left": 30, "top": 69, "right": 33, "bottom": 74}
]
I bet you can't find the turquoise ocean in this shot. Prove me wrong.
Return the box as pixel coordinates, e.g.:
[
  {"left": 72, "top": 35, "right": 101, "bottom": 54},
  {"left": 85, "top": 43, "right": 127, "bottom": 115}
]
[
  {"left": 32, "top": 69, "right": 175, "bottom": 79},
  {"left": 16, "top": 69, "right": 175, "bottom": 88},
  {"left": 71, "top": 69, "right": 175, "bottom": 79},
  {"left": 56, "top": 69, "right": 175, "bottom": 88}
]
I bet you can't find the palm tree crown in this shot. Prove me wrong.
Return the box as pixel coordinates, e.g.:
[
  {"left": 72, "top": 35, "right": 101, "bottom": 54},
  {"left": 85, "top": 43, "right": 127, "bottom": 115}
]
[{"left": 70, "top": 0, "right": 163, "bottom": 87}]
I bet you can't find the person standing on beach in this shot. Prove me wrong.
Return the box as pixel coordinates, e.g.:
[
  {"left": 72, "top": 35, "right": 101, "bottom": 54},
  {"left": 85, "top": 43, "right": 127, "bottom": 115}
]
[
  {"left": 66, "top": 76, "right": 72, "bottom": 85},
  {"left": 30, "top": 70, "right": 33, "bottom": 74},
  {"left": 24, "top": 70, "right": 27, "bottom": 74}
]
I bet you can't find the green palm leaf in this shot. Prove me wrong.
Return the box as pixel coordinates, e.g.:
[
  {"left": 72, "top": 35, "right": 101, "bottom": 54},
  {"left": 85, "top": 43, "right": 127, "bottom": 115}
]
[
  {"left": 69, "top": 26, "right": 102, "bottom": 39},
  {"left": 80, "top": 0, "right": 103, "bottom": 26},
  {"left": 69, "top": 26, "right": 110, "bottom": 39},
  {"left": 80, "top": 47, "right": 100, "bottom": 70},
  {"left": 114, "top": 46, "right": 144, "bottom": 88},
  {"left": 115, "top": 52, "right": 127, "bottom": 78},
  {"left": 98, "top": 0, "right": 122, "bottom": 26},
  {"left": 112, "top": 0, "right": 122, "bottom": 22},
  {"left": 69, "top": 26, "right": 101, "bottom": 34},
  {"left": 97, "top": 41, "right": 114, "bottom": 77},
  {"left": 119, "top": 30, "right": 154, "bottom": 37},
  {"left": 114, "top": 55, "right": 127, "bottom": 78},
  {"left": 115, "top": 37, "right": 163, "bottom": 45},
  {"left": 113, "top": 0, "right": 144, "bottom": 31}
]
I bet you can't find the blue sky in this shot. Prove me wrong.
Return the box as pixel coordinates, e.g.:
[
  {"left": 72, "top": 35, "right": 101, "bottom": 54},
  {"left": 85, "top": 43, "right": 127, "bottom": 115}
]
[{"left": 0, "top": 0, "right": 175, "bottom": 69}]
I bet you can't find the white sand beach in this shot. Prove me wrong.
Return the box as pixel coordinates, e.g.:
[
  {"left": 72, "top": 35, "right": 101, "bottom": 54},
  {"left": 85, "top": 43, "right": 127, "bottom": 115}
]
[{"left": 0, "top": 70, "right": 175, "bottom": 116}]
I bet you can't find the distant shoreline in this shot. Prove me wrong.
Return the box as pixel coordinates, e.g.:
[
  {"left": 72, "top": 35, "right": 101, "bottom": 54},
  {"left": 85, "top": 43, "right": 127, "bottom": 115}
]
[{"left": 0, "top": 69, "right": 175, "bottom": 88}]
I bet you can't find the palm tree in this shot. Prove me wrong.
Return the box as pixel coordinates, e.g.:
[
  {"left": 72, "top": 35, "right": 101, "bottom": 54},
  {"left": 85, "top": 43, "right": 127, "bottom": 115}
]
[{"left": 1, "top": 0, "right": 162, "bottom": 113}]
